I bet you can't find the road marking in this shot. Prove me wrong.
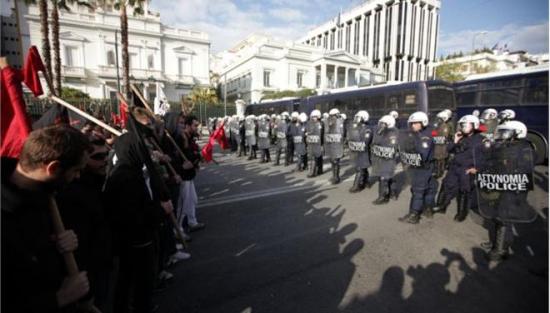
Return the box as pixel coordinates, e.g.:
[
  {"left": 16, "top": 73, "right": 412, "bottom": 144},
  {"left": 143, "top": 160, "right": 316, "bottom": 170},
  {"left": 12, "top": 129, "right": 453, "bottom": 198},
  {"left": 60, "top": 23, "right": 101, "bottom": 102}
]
[{"left": 235, "top": 243, "right": 257, "bottom": 257}]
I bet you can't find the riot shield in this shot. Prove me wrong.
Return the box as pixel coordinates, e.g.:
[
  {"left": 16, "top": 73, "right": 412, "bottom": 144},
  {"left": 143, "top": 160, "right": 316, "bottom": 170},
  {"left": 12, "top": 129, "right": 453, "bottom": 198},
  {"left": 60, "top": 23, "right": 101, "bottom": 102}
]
[
  {"left": 474, "top": 140, "right": 542, "bottom": 223},
  {"left": 348, "top": 123, "right": 371, "bottom": 169},
  {"left": 245, "top": 119, "right": 256, "bottom": 146},
  {"left": 398, "top": 130, "right": 423, "bottom": 168},
  {"left": 432, "top": 123, "right": 450, "bottom": 160},
  {"left": 370, "top": 129, "right": 398, "bottom": 179},
  {"left": 276, "top": 121, "right": 288, "bottom": 149},
  {"left": 324, "top": 118, "right": 344, "bottom": 159},
  {"left": 306, "top": 121, "right": 323, "bottom": 157},
  {"left": 257, "top": 120, "right": 271, "bottom": 149}
]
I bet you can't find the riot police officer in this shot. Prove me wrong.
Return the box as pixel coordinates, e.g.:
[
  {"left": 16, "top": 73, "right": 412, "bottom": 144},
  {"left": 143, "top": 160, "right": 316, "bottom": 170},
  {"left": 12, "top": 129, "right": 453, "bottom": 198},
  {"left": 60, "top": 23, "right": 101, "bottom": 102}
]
[
  {"left": 306, "top": 110, "right": 324, "bottom": 178},
  {"left": 434, "top": 115, "right": 484, "bottom": 222},
  {"left": 432, "top": 109, "right": 453, "bottom": 178},
  {"left": 286, "top": 112, "right": 297, "bottom": 165},
  {"left": 348, "top": 110, "right": 373, "bottom": 193},
  {"left": 324, "top": 108, "right": 345, "bottom": 184},
  {"left": 238, "top": 116, "right": 247, "bottom": 157},
  {"left": 274, "top": 112, "right": 290, "bottom": 166},
  {"left": 290, "top": 113, "right": 308, "bottom": 171},
  {"left": 480, "top": 108, "right": 498, "bottom": 139},
  {"left": 257, "top": 114, "right": 272, "bottom": 163},
  {"left": 474, "top": 121, "right": 537, "bottom": 261},
  {"left": 230, "top": 115, "right": 240, "bottom": 153},
  {"left": 398, "top": 111, "right": 438, "bottom": 224},
  {"left": 371, "top": 115, "right": 399, "bottom": 204},
  {"left": 245, "top": 115, "right": 258, "bottom": 160}
]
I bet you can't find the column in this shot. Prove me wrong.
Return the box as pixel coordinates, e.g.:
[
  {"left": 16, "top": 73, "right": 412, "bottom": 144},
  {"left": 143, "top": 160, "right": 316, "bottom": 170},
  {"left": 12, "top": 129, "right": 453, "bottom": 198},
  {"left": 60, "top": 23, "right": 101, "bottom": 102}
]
[
  {"left": 334, "top": 65, "right": 339, "bottom": 88},
  {"left": 344, "top": 67, "right": 349, "bottom": 87},
  {"left": 320, "top": 63, "right": 327, "bottom": 90}
]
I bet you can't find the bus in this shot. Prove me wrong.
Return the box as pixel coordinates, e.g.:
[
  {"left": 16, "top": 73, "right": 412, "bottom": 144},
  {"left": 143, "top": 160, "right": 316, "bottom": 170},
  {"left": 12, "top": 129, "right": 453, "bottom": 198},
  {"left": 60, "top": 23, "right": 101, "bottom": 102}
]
[
  {"left": 245, "top": 80, "right": 456, "bottom": 129},
  {"left": 454, "top": 65, "right": 549, "bottom": 164}
]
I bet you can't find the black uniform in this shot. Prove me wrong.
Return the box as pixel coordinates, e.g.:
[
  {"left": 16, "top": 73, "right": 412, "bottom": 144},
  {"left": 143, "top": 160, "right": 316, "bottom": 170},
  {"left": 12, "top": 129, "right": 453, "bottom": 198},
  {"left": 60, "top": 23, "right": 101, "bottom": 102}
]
[
  {"left": 274, "top": 119, "right": 289, "bottom": 165},
  {"left": 324, "top": 117, "right": 345, "bottom": 184},
  {"left": 347, "top": 121, "right": 373, "bottom": 192},
  {"left": 371, "top": 127, "right": 400, "bottom": 204},
  {"left": 306, "top": 119, "right": 324, "bottom": 177},
  {"left": 436, "top": 132, "right": 484, "bottom": 221},
  {"left": 257, "top": 119, "right": 271, "bottom": 163},
  {"left": 432, "top": 120, "right": 453, "bottom": 178},
  {"left": 399, "top": 127, "right": 438, "bottom": 222},
  {"left": 289, "top": 121, "right": 307, "bottom": 171}
]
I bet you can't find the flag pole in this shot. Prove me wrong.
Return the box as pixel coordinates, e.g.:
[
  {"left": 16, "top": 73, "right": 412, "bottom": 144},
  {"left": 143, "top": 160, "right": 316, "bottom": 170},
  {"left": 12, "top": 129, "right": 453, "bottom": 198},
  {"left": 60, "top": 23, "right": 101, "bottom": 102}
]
[
  {"left": 50, "top": 96, "right": 122, "bottom": 136},
  {"left": 129, "top": 84, "right": 191, "bottom": 162}
]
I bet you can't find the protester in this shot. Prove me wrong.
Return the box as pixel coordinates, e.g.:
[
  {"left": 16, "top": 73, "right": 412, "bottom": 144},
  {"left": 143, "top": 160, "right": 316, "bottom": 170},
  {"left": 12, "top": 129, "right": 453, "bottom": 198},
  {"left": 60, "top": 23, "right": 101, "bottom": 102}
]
[{"left": 2, "top": 126, "right": 92, "bottom": 312}]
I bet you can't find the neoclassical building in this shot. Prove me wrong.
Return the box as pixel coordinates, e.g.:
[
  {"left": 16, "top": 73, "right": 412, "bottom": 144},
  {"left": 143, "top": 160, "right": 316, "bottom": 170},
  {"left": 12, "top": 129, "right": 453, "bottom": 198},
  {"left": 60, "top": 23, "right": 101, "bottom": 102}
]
[
  {"left": 213, "top": 34, "right": 386, "bottom": 105},
  {"left": 13, "top": 0, "right": 210, "bottom": 102},
  {"left": 302, "top": 0, "right": 441, "bottom": 83}
]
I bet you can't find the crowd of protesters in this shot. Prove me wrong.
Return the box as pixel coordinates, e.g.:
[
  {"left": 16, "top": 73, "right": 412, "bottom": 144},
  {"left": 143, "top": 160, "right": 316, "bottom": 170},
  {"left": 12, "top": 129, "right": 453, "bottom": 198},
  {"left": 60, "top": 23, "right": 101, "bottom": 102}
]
[{"left": 2, "top": 106, "right": 205, "bottom": 313}]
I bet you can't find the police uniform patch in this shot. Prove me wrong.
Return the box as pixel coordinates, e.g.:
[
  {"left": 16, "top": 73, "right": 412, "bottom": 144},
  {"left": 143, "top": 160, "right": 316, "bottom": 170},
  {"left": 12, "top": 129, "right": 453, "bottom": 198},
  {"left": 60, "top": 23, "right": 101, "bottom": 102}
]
[{"left": 422, "top": 141, "right": 429, "bottom": 149}]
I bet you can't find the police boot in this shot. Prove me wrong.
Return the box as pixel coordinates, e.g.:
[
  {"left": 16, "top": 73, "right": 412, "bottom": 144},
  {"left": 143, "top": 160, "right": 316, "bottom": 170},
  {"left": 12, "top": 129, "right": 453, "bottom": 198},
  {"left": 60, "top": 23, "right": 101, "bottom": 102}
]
[
  {"left": 317, "top": 157, "right": 324, "bottom": 175},
  {"left": 398, "top": 212, "right": 420, "bottom": 224},
  {"left": 434, "top": 186, "right": 449, "bottom": 214},
  {"left": 422, "top": 206, "right": 434, "bottom": 219},
  {"left": 454, "top": 192, "right": 470, "bottom": 222},
  {"left": 247, "top": 148, "right": 254, "bottom": 160},
  {"left": 259, "top": 150, "right": 266, "bottom": 163},
  {"left": 334, "top": 160, "right": 341, "bottom": 184},
  {"left": 388, "top": 179, "right": 398, "bottom": 200},
  {"left": 349, "top": 170, "right": 364, "bottom": 193},
  {"left": 373, "top": 179, "right": 390, "bottom": 205},
  {"left": 274, "top": 150, "right": 281, "bottom": 165},
  {"left": 252, "top": 148, "right": 257, "bottom": 159},
  {"left": 488, "top": 224, "right": 510, "bottom": 262},
  {"left": 265, "top": 150, "right": 271, "bottom": 162},
  {"left": 302, "top": 155, "right": 308, "bottom": 171},
  {"left": 362, "top": 169, "right": 372, "bottom": 189},
  {"left": 295, "top": 157, "right": 302, "bottom": 172},
  {"left": 307, "top": 159, "right": 317, "bottom": 177}
]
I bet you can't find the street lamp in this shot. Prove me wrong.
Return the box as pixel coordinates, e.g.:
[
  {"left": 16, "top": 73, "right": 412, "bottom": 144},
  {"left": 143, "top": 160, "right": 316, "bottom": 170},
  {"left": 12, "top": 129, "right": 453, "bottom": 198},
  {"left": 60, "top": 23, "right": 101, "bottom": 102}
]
[{"left": 470, "top": 31, "right": 488, "bottom": 75}]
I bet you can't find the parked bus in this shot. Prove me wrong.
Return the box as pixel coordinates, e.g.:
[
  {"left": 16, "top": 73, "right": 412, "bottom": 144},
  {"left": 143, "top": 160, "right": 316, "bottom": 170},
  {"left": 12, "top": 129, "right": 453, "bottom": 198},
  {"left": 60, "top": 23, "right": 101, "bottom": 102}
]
[
  {"left": 454, "top": 65, "right": 549, "bottom": 163},
  {"left": 245, "top": 80, "right": 456, "bottom": 128}
]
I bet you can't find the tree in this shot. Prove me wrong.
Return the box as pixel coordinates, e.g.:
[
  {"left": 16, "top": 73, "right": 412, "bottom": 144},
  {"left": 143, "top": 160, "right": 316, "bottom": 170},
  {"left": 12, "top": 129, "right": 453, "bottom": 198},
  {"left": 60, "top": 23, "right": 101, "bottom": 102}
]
[
  {"left": 38, "top": 0, "right": 52, "bottom": 89},
  {"left": 189, "top": 86, "right": 218, "bottom": 123},
  {"left": 435, "top": 63, "right": 465, "bottom": 83},
  {"left": 61, "top": 86, "right": 91, "bottom": 100},
  {"left": 112, "top": 0, "right": 145, "bottom": 98}
]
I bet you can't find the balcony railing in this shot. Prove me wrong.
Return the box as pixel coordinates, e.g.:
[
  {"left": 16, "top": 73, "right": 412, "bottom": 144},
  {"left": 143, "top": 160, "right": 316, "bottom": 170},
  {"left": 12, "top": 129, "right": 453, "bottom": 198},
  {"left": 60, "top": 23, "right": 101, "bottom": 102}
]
[
  {"left": 166, "top": 74, "right": 196, "bottom": 85},
  {"left": 97, "top": 66, "right": 163, "bottom": 80},
  {"left": 62, "top": 66, "right": 86, "bottom": 78}
]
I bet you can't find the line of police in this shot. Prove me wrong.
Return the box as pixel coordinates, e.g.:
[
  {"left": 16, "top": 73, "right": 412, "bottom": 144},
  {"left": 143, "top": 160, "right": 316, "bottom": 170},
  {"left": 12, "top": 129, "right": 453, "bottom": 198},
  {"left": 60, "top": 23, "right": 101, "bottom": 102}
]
[{"left": 220, "top": 107, "right": 534, "bottom": 262}]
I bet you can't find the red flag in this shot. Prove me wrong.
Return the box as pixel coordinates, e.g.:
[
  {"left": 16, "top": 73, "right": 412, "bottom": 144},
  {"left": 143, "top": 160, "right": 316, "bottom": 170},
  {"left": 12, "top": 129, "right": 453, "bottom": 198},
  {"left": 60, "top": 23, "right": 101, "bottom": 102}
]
[
  {"left": 479, "top": 124, "right": 488, "bottom": 133},
  {"left": 1, "top": 66, "right": 32, "bottom": 158},
  {"left": 201, "top": 141, "right": 213, "bottom": 162},
  {"left": 213, "top": 122, "right": 229, "bottom": 150},
  {"left": 201, "top": 121, "right": 230, "bottom": 162},
  {"left": 117, "top": 92, "right": 129, "bottom": 128},
  {"left": 22, "top": 46, "right": 46, "bottom": 96}
]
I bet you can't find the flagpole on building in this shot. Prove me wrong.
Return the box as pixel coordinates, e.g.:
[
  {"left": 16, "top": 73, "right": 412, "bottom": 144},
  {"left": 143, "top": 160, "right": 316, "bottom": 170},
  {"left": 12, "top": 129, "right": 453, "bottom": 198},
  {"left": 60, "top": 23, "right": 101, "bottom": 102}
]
[{"left": 223, "top": 73, "right": 227, "bottom": 116}]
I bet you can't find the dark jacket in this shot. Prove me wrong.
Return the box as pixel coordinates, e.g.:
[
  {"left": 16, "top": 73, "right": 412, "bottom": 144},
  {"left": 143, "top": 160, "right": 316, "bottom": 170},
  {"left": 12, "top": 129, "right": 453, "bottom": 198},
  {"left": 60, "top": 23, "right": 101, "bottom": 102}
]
[
  {"left": 1, "top": 158, "right": 64, "bottom": 313},
  {"left": 56, "top": 171, "right": 112, "bottom": 298},
  {"left": 447, "top": 132, "right": 484, "bottom": 169}
]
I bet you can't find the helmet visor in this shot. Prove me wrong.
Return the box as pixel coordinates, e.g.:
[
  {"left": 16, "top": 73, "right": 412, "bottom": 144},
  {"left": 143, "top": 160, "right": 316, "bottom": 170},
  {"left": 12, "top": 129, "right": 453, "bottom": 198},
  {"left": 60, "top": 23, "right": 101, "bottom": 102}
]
[{"left": 494, "top": 128, "right": 516, "bottom": 141}]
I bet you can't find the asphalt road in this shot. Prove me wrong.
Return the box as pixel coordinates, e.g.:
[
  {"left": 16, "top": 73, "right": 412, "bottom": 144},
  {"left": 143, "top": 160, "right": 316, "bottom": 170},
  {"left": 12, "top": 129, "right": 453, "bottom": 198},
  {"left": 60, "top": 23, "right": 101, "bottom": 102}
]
[{"left": 155, "top": 148, "right": 549, "bottom": 313}]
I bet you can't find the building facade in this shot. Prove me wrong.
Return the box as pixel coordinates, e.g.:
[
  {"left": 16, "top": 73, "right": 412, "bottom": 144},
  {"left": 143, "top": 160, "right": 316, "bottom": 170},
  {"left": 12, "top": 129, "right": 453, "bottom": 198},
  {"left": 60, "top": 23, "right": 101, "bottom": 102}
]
[
  {"left": 435, "top": 49, "right": 547, "bottom": 78},
  {"left": 301, "top": 0, "right": 441, "bottom": 83},
  {"left": 214, "top": 34, "right": 386, "bottom": 105},
  {"left": 12, "top": 0, "right": 210, "bottom": 102}
]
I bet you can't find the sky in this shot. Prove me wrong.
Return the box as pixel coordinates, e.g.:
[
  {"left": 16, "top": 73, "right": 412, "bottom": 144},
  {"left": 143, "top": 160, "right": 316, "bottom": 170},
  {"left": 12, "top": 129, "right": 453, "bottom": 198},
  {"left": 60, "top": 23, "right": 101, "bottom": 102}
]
[{"left": 149, "top": 0, "right": 549, "bottom": 56}]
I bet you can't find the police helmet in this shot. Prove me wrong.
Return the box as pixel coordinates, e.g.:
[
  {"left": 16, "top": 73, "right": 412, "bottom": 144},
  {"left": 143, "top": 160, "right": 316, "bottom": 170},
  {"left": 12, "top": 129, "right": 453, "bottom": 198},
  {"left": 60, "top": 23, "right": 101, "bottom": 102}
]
[
  {"left": 340, "top": 113, "right": 347, "bottom": 120},
  {"left": 322, "top": 112, "right": 329, "bottom": 120},
  {"left": 378, "top": 115, "right": 396, "bottom": 129},
  {"left": 436, "top": 110, "right": 451, "bottom": 123},
  {"left": 408, "top": 111, "right": 429, "bottom": 127},
  {"left": 299, "top": 113, "right": 308, "bottom": 123},
  {"left": 494, "top": 121, "right": 527, "bottom": 140},
  {"left": 329, "top": 108, "right": 340, "bottom": 116},
  {"left": 481, "top": 108, "right": 498, "bottom": 121},
  {"left": 389, "top": 110, "right": 399, "bottom": 119},
  {"left": 291, "top": 112, "right": 300, "bottom": 120},
  {"left": 498, "top": 109, "right": 516, "bottom": 122},
  {"left": 354, "top": 110, "right": 369, "bottom": 123},
  {"left": 458, "top": 114, "right": 480, "bottom": 131},
  {"left": 310, "top": 110, "right": 321, "bottom": 119},
  {"left": 472, "top": 109, "right": 480, "bottom": 117},
  {"left": 281, "top": 111, "right": 290, "bottom": 119}
]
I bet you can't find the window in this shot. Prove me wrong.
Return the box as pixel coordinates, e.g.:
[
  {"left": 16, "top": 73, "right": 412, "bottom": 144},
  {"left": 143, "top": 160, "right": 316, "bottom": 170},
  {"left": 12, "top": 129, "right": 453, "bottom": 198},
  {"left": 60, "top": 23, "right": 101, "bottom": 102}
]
[
  {"left": 64, "top": 46, "right": 78, "bottom": 66},
  {"left": 178, "top": 57, "right": 188, "bottom": 76},
  {"left": 107, "top": 50, "right": 116, "bottom": 66},
  {"left": 330, "top": 30, "right": 335, "bottom": 50},
  {"left": 263, "top": 70, "right": 271, "bottom": 87},
  {"left": 481, "top": 89, "right": 521, "bottom": 106},
  {"left": 455, "top": 84, "right": 478, "bottom": 107},
  {"left": 353, "top": 19, "right": 360, "bottom": 55},
  {"left": 297, "top": 71, "right": 304, "bottom": 88},
  {"left": 523, "top": 75, "right": 549, "bottom": 105},
  {"left": 345, "top": 23, "right": 351, "bottom": 52},
  {"left": 147, "top": 54, "right": 154, "bottom": 69},
  {"left": 129, "top": 53, "right": 138, "bottom": 69},
  {"left": 337, "top": 28, "right": 343, "bottom": 49},
  {"left": 363, "top": 14, "right": 370, "bottom": 56},
  {"left": 428, "top": 85, "right": 455, "bottom": 110}
]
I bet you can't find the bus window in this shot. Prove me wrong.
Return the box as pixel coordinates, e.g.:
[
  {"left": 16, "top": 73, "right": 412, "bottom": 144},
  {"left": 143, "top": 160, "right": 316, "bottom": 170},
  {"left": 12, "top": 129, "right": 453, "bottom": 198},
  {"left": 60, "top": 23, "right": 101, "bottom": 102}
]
[
  {"left": 455, "top": 84, "right": 477, "bottom": 107},
  {"left": 403, "top": 90, "right": 417, "bottom": 107},
  {"left": 523, "top": 75, "right": 548, "bottom": 105},
  {"left": 481, "top": 88, "right": 521, "bottom": 106},
  {"left": 428, "top": 86, "right": 455, "bottom": 110},
  {"left": 387, "top": 93, "right": 401, "bottom": 111}
]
